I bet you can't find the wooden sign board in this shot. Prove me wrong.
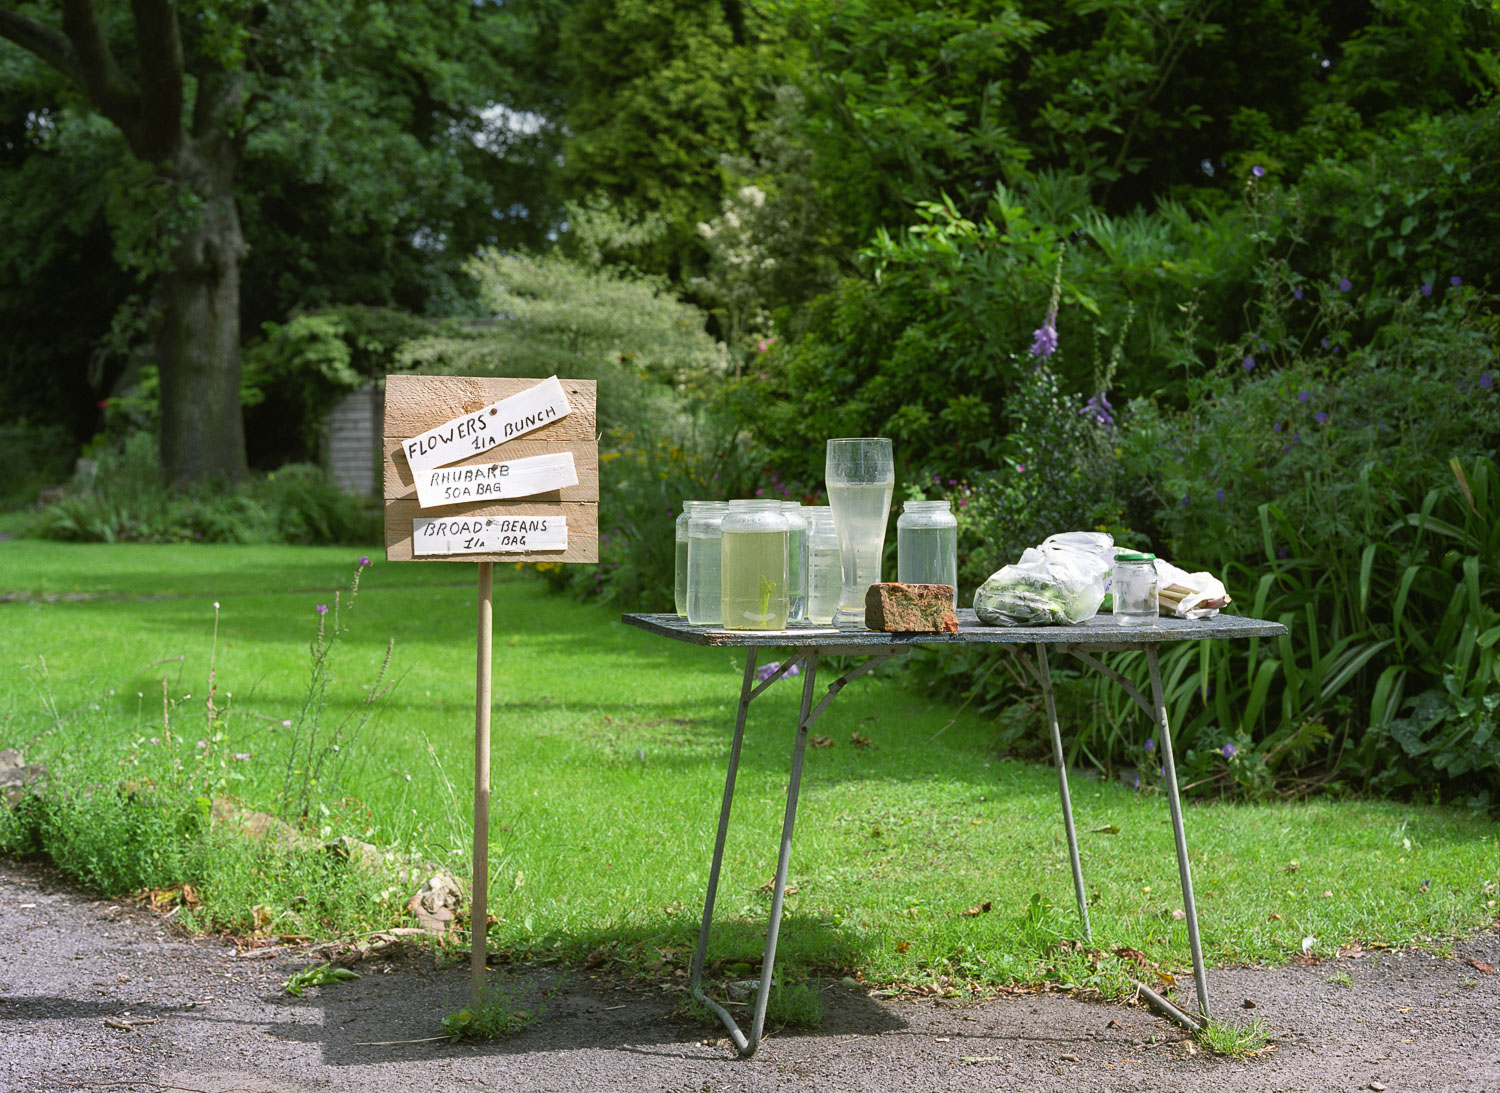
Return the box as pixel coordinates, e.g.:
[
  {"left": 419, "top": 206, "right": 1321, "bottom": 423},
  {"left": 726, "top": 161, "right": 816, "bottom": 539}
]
[{"left": 383, "top": 375, "right": 598, "bottom": 564}]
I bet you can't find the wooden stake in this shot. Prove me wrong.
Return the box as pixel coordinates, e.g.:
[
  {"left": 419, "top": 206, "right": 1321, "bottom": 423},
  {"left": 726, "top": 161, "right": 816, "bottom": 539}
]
[{"left": 471, "top": 561, "right": 494, "bottom": 1008}]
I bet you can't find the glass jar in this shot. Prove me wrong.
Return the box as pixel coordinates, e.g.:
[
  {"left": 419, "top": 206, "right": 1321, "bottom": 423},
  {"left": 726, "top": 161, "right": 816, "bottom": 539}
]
[
  {"left": 897, "top": 499, "right": 958, "bottom": 606},
  {"left": 1112, "top": 552, "right": 1159, "bottom": 625},
  {"left": 674, "top": 501, "right": 708, "bottom": 617},
  {"left": 720, "top": 500, "right": 790, "bottom": 630},
  {"left": 686, "top": 501, "right": 730, "bottom": 626},
  {"left": 805, "top": 506, "right": 840, "bottom": 625},
  {"left": 781, "top": 502, "right": 809, "bottom": 622}
]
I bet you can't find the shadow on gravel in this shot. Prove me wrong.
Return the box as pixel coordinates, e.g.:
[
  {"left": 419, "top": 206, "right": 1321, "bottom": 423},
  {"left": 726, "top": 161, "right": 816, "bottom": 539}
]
[{"left": 257, "top": 958, "right": 908, "bottom": 1069}]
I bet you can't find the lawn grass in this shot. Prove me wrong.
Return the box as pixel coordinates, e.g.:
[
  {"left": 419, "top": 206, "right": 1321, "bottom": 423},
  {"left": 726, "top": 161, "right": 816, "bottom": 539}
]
[{"left": 1, "top": 539, "right": 1497, "bottom": 994}]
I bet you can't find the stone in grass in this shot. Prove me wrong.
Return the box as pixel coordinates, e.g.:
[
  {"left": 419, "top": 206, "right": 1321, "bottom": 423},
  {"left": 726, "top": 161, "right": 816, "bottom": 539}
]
[
  {"left": 864, "top": 583, "right": 958, "bottom": 633},
  {"left": 0, "top": 748, "right": 48, "bottom": 808}
]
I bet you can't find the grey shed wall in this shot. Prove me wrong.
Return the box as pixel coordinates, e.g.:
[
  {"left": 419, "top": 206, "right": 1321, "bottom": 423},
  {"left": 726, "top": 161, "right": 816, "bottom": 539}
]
[{"left": 325, "top": 385, "right": 383, "bottom": 498}]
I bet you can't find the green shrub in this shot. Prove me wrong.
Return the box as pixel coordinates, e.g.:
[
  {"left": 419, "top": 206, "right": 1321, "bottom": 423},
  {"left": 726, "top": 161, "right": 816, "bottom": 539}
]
[{"left": 27, "top": 435, "right": 377, "bottom": 546}]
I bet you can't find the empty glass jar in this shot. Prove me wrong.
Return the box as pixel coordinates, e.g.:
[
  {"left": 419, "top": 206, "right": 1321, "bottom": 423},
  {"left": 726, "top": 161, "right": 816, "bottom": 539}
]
[
  {"left": 1112, "top": 551, "right": 1159, "bottom": 625},
  {"left": 805, "top": 506, "right": 840, "bottom": 625},
  {"left": 781, "top": 502, "right": 809, "bottom": 622},
  {"left": 720, "top": 499, "right": 789, "bottom": 630},
  {"left": 686, "top": 501, "right": 730, "bottom": 626},
  {"left": 897, "top": 499, "right": 958, "bottom": 606},
  {"left": 674, "top": 500, "right": 708, "bottom": 617}
]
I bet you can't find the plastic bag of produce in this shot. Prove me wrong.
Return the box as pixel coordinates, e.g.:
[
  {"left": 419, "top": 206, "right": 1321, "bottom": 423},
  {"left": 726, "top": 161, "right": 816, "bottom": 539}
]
[{"left": 973, "top": 532, "right": 1114, "bottom": 626}]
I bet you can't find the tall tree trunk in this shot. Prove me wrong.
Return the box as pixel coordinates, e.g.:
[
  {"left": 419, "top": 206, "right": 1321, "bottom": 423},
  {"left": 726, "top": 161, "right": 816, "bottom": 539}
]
[
  {"left": 154, "top": 61, "right": 249, "bottom": 487},
  {"left": 155, "top": 149, "right": 248, "bottom": 486}
]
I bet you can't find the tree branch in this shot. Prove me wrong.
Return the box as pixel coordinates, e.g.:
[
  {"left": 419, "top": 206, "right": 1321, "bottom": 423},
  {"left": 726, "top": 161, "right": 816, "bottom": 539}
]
[
  {"left": 0, "top": 8, "right": 83, "bottom": 84},
  {"left": 59, "top": 0, "right": 142, "bottom": 141},
  {"left": 130, "top": 0, "right": 184, "bottom": 161}
]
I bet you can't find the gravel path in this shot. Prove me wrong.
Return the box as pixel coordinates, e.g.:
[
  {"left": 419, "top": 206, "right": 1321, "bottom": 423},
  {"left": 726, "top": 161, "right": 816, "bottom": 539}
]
[{"left": 3, "top": 858, "right": 1497, "bottom": 1092}]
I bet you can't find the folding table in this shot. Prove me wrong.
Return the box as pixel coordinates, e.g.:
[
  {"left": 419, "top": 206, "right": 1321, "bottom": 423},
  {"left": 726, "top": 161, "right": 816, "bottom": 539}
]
[{"left": 621, "top": 611, "right": 1287, "bottom": 1056}]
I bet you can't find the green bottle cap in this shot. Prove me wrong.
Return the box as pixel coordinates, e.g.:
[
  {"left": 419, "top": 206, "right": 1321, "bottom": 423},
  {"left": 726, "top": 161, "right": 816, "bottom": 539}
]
[{"left": 1115, "top": 551, "right": 1156, "bottom": 562}]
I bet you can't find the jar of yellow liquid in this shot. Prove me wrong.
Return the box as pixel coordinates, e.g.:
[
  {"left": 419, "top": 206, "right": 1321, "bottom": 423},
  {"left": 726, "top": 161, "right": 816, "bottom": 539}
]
[{"left": 720, "top": 499, "right": 790, "bottom": 630}]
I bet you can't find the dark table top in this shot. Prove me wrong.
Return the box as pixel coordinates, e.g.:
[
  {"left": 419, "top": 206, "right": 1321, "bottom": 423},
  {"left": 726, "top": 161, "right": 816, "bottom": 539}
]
[{"left": 621, "top": 610, "right": 1286, "bottom": 650}]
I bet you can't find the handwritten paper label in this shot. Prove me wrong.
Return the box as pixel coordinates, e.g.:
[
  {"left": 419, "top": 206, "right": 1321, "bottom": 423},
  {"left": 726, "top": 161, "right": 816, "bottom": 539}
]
[
  {"left": 412, "top": 515, "right": 568, "bottom": 556},
  {"left": 412, "top": 451, "right": 579, "bottom": 510},
  {"left": 404, "top": 376, "right": 572, "bottom": 473}
]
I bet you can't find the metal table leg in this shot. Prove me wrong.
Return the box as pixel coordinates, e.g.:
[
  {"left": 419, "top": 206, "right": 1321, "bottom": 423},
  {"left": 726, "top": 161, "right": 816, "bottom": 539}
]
[
  {"left": 690, "top": 646, "right": 899, "bottom": 1057},
  {"left": 1036, "top": 643, "right": 1092, "bottom": 943},
  {"left": 687, "top": 647, "right": 760, "bottom": 1046},
  {"left": 688, "top": 648, "right": 821, "bottom": 1057},
  {"left": 1147, "top": 644, "right": 1212, "bottom": 1023},
  {"left": 1059, "top": 644, "right": 1212, "bottom": 1031}
]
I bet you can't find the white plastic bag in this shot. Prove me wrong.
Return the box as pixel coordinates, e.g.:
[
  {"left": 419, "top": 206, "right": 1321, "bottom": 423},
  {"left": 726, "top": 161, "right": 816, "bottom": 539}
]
[
  {"left": 973, "top": 532, "right": 1114, "bottom": 626},
  {"left": 1154, "top": 559, "right": 1230, "bottom": 619}
]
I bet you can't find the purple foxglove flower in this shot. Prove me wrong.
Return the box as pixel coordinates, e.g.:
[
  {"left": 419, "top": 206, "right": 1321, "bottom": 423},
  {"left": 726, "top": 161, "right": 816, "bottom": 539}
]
[{"left": 1029, "top": 319, "right": 1058, "bottom": 358}]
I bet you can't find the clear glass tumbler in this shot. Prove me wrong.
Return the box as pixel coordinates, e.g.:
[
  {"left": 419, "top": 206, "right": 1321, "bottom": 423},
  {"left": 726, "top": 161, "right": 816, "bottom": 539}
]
[{"left": 825, "top": 438, "right": 894, "bottom": 629}]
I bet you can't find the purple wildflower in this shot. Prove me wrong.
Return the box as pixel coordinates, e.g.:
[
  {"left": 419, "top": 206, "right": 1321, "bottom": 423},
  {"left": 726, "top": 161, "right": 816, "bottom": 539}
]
[
  {"left": 1029, "top": 316, "right": 1059, "bottom": 358},
  {"left": 755, "top": 660, "right": 801, "bottom": 683},
  {"left": 1216, "top": 488, "right": 1226, "bottom": 502},
  {"left": 1243, "top": 356, "right": 1256, "bottom": 371},
  {"left": 1321, "top": 337, "right": 1330, "bottom": 349},
  {"left": 1222, "top": 743, "right": 1238, "bottom": 759},
  {"left": 1315, "top": 411, "right": 1329, "bottom": 424},
  {"left": 1080, "top": 391, "right": 1114, "bottom": 427},
  {"left": 316, "top": 604, "right": 328, "bottom": 615},
  {"left": 1017, "top": 464, "right": 1027, "bottom": 473},
  {"left": 358, "top": 556, "right": 370, "bottom": 566},
  {"left": 1277, "top": 547, "right": 1289, "bottom": 559},
  {"left": 1338, "top": 278, "right": 1352, "bottom": 292},
  {"left": 1273, "top": 422, "right": 1282, "bottom": 433},
  {"left": 1144, "top": 737, "right": 1155, "bottom": 753},
  {"left": 1292, "top": 288, "right": 1304, "bottom": 301},
  {"left": 1481, "top": 374, "right": 1493, "bottom": 389},
  {"left": 1252, "top": 165, "right": 1265, "bottom": 178},
  {"left": 1450, "top": 275, "right": 1462, "bottom": 286},
  {"left": 1298, "top": 390, "right": 1312, "bottom": 402},
  {"left": 1421, "top": 284, "right": 1433, "bottom": 297},
  {"left": 1180, "top": 495, "right": 1190, "bottom": 507}
]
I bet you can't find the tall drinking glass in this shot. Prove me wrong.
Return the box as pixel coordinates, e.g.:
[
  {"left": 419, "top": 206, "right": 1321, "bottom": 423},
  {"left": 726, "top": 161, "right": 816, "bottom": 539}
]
[{"left": 825, "top": 438, "right": 894, "bottom": 629}]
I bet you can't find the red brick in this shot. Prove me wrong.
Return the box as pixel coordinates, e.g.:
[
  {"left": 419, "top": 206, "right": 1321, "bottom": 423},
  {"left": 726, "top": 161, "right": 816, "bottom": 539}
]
[{"left": 864, "top": 583, "right": 958, "bottom": 633}]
